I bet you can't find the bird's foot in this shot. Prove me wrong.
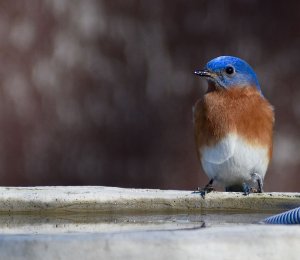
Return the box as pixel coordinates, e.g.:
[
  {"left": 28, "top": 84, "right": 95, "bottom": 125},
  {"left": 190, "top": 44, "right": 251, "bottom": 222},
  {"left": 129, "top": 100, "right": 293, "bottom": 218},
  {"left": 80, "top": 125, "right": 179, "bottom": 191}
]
[
  {"left": 250, "top": 173, "right": 264, "bottom": 193},
  {"left": 242, "top": 173, "right": 264, "bottom": 195},
  {"left": 195, "top": 186, "right": 215, "bottom": 199},
  {"left": 242, "top": 183, "right": 251, "bottom": 196},
  {"left": 193, "top": 179, "right": 214, "bottom": 199}
]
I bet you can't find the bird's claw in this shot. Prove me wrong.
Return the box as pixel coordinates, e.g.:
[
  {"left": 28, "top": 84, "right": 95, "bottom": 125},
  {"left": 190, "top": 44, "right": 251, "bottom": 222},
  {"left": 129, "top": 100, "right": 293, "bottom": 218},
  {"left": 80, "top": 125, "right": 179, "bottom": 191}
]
[
  {"left": 242, "top": 174, "right": 264, "bottom": 196},
  {"left": 193, "top": 180, "right": 215, "bottom": 199},
  {"left": 193, "top": 188, "right": 214, "bottom": 199},
  {"left": 242, "top": 183, "right": 251, "bottom": 196}
]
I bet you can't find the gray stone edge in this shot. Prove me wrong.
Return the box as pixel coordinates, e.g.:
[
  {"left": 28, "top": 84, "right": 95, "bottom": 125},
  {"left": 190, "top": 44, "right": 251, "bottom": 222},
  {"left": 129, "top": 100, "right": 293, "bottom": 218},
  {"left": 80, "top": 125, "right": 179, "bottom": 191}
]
[{"left": 0, "top": 186, "right": 298, "bottom": 213}]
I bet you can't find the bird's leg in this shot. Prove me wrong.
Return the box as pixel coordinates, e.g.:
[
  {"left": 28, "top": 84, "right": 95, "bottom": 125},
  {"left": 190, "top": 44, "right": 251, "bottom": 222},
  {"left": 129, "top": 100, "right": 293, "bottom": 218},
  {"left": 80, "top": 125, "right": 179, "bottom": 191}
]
[
  {"left": 193, "top": 179, "right": 214, "bottom": 199},
  {"left": 242, "top": 182, "right": 251, "bottom": 196},
  {"left": 257, "top": 178, "right": 263, "bottom": 193},
  {"left": 250, "top": 173, "right": 264, "bottom": 193},
  {"left": 242, "top": 173, "right": 264, "bottom": 195}
]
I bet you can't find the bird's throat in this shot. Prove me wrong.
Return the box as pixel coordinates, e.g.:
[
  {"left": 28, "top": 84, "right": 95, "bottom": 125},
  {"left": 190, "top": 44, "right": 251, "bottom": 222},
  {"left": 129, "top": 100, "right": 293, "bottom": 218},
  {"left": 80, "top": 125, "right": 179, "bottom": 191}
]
[{"left": 206, "top": 81, "right": 222, "bottom": 93}]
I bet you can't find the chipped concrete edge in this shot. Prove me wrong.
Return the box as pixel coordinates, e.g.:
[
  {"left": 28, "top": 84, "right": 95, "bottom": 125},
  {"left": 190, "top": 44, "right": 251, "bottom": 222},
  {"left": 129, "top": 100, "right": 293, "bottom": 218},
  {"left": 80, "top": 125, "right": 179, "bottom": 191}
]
[{"left": 0, "top": 186, "right": 298, "bottom": 213}]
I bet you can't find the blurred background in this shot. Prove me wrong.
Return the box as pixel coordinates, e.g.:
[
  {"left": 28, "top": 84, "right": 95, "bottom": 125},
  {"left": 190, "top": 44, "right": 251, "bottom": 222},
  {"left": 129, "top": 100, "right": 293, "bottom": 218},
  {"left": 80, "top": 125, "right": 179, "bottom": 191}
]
[{"left": 0, "top": 0, "right": 299, "bottom": 191}]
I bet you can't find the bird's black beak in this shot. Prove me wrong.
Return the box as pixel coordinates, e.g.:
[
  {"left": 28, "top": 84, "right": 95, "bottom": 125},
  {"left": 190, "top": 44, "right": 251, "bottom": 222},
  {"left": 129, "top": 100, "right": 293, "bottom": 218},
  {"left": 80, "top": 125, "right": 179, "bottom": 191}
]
[
  {"left": 194, "top": 69, "right": 213, "bottom": 78},
  {"left": 194, "top": 69, "right": 223, "bottom": 91}
]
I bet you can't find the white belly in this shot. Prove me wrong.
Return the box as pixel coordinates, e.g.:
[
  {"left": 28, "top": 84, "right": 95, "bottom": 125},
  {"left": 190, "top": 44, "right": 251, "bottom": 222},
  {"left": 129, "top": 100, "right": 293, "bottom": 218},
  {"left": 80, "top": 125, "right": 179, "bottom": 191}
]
[{"left": 200, "top": 134, "right": 269, "bottom": 188}]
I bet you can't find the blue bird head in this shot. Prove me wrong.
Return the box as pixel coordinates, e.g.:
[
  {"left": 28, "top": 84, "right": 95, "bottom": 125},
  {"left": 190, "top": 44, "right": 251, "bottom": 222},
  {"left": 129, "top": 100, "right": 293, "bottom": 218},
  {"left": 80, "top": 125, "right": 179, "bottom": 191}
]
[{"left": 195, "top": 56, "right": 261, "bottom": 93}]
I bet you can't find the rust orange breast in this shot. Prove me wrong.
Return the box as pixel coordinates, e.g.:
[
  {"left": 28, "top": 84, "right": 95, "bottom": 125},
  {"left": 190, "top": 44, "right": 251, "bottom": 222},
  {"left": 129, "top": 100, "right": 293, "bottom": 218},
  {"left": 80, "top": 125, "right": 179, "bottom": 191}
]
[{"left": 194, "top": 86, "right": 274, "bottom": 160}]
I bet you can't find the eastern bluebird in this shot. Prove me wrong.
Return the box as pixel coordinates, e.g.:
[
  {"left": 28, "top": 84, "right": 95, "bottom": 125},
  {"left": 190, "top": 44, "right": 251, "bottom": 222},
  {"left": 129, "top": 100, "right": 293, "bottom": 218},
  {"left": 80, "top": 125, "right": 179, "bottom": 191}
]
[{"left": 193, "top": 56, "right": 274, "bottom": 197}]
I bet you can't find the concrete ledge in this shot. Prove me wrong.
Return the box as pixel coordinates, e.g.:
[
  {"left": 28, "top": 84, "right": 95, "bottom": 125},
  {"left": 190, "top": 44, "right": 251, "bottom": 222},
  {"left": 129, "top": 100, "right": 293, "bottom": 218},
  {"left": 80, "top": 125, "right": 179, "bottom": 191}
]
[
  {"left": 0, "top": 186, "right": 299, "bottom": 213},
  {"left": 1, "top": 225, "right": 300, "bottom": 260},
  {"left": 0, "top": 186, "right": 299, "bottom": 260}
]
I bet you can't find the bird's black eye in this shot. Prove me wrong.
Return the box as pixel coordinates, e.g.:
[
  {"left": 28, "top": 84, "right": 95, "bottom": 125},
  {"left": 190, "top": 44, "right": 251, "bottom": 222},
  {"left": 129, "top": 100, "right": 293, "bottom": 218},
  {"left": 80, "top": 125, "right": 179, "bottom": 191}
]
[{"left": 225, "top": 66, "right": 234, "bottom": 75}]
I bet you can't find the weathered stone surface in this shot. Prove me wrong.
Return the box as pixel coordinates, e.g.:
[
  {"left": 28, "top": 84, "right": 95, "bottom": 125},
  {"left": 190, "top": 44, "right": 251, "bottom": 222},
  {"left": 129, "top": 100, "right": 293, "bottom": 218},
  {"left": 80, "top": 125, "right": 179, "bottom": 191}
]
[
  {"left": 0, "top": 186, "right": 299, "bottom": 213},
  {"left": 1, "top": 225, "right": 300, "bottom": 260},
  {"left": 0, "top": 187, "right": 299, "bottom": 259}
]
